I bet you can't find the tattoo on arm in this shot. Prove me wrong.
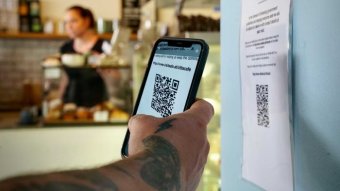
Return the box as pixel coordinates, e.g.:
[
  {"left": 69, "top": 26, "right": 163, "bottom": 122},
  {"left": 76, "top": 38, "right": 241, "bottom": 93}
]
[
  {"left": 155, "top": 118, "right": 177, "bottom": 133},
  {"left": 138, "top": 135, "right": 181, "bottom": 191}
]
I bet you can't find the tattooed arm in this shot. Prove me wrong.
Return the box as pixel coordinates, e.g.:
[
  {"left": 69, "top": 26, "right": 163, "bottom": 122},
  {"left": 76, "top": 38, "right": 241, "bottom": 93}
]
[{"left": 0, "top": 99, "right": 214, "bottom": 191}]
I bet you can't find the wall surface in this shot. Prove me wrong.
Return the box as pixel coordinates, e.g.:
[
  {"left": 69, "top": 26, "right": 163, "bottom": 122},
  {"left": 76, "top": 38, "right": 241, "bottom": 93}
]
[
  {"left": 40, "top": 0, "right": 121, "bottom": 21},
  {"left": 221, "top": 0, "right": 340, "bottom": 190},
  {"left": 292, "top": 0, "right": 340, "bottom": 190},
  {"left": 0, "top": 39, "right": 63, "bottom": 109}
]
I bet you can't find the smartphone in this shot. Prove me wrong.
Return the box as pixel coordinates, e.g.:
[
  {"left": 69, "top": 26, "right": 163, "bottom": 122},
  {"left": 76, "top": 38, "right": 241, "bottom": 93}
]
[{"left": 121, "top": 37, "right": 209, "bottom": 157}]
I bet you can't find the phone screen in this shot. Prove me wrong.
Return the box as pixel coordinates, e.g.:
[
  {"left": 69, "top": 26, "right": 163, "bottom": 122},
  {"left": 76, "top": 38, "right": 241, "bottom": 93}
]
[{"left": 135, "top": 41, "right": 203, "bottom": 117}]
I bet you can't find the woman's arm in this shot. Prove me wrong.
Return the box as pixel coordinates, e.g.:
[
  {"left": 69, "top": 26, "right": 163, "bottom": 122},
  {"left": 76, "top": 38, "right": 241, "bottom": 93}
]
[{"left": 58, "top": 70, "right": 69, "bottom": 99}]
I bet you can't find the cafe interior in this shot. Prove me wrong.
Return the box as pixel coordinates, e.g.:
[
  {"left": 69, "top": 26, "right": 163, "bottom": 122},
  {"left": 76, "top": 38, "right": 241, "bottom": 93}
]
[{"left": 0, "top": 0, "right": 221, "bottom": 190}]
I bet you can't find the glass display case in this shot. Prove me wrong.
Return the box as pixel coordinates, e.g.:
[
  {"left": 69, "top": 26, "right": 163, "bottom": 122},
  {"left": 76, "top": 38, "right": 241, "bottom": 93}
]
[
  {"left": 191, "top": 32, "right": 221, "bottom": 191},
  {"left": 41, "top": 57, "right": 133, "bottom": 126}
]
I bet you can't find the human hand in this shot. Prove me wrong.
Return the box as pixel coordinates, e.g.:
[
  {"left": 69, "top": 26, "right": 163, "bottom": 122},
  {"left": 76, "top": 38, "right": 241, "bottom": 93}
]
[{"left": 128, "top": 99, "right": 214, "bottom": 191}]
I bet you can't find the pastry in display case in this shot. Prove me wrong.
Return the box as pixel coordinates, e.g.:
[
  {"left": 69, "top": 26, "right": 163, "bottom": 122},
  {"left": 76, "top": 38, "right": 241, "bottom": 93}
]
[{"left": 41, "top": 54, "right": 132, "bottom": 126}]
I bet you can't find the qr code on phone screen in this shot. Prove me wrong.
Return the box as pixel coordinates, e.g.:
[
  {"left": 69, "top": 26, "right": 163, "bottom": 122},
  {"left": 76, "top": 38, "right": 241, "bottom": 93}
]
[
  {"left": 256, "top": 84, "right": 270, "bottom": 127},
  {"left": 151, "top": 74, "right": 179, "bottom": 117}
]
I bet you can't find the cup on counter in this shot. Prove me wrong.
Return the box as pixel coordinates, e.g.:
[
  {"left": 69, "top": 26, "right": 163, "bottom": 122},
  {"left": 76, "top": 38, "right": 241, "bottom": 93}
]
[
  {"left": 43, "top": 18, "right": 54, "bottom": 34},
  {"left": 18, "top": 106, "right": 38, "bottom": 125},
  {"left": 61, "top": 54, "right": 86, "bottom": 67},
  {"left": 97, "top": 17, "right": 105, "bottom": 34}
]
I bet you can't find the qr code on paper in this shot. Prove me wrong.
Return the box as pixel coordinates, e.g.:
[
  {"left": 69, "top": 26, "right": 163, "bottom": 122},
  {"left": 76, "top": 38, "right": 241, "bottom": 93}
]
[
  {"left": 256, "top": 84, "right": 269, "bottom": 127},
  {"left": 151, "top": 74, "right": 179, "bottom": 117}
]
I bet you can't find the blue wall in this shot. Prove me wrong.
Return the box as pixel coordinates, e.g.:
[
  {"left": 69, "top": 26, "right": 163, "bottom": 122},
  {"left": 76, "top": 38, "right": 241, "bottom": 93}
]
[{"left": 221, "top": 0, "right": 340, "bottom": 190}]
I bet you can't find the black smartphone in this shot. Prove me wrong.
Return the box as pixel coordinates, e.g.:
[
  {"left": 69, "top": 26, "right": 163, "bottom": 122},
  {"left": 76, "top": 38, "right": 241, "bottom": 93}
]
[{"left": 121, "top": 37, "right": 209, "bottom": 157}]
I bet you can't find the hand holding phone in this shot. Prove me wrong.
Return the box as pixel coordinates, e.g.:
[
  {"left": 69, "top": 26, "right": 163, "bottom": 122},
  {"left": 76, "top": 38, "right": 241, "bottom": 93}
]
[{"left": 121, "top": 37, "right": 209, "bottom": 157}]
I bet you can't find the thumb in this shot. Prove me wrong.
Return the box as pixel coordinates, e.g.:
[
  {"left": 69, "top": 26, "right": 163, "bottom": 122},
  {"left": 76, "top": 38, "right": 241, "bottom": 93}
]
[{"left": 128, "top": 114, "right": 163, "bottom": 155}]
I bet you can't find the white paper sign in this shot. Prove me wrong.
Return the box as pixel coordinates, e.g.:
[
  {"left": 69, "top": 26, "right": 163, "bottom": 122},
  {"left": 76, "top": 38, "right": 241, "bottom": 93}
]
[{"left": 240, "top": 0, "right": 293, "bottom": 190}]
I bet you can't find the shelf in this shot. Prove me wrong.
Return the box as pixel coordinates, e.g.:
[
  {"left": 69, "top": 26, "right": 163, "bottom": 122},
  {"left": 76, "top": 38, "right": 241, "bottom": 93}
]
[
  {"left": 43, "top": 65, "right": 131, "bottom": 70},
  {"left": 0, "top": 32, "right": 137, "bottom": 40},
  {"left": 43, "top": 119, "right": 128, "bottom": 127},
  {"left": 0, "top": 32, "right": 112, "bottom": 40},
  {"left": 0, "top": 32, "right": 67, "bottom": 39}
]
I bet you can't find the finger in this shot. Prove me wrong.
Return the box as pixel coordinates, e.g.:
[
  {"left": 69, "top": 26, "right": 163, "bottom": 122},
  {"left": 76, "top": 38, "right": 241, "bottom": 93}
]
[
  {"left": 184, "top": 99, "right": 215, "bottom": 125},
  {"left": 128, "top": 114, "right": 163, "bottom": 141},
  {"left": 128, "top": 114, "right": 163, "bottom": 155}
]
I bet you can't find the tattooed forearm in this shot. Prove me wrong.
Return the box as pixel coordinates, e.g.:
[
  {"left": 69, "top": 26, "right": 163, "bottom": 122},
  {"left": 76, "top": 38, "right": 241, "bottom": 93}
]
[
  {"left": 10, "top": 182, "right": 95, "bottom": 191},
  {"left": 1, "top": 169, "right": 118, "bottom": 191},
  {"left": 138, "top": 135, "right": 181, "bottom": 191},
  {"left": 106, "top": 163, "right": 134, "bottom": 178},
  {"left": 67, "top": 170, "right": 118, "bottom": 191}
]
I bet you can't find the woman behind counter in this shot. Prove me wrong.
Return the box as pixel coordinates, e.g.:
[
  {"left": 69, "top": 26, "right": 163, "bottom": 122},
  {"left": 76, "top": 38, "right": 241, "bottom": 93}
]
[{"left": 59, "top": 5, "right": 111, "bottom": 107}]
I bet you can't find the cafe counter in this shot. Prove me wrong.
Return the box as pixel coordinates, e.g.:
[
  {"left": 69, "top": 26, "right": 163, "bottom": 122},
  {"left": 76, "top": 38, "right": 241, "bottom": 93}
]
[{"left": 0, "top": 125, "right": 127, "bottom": 180}]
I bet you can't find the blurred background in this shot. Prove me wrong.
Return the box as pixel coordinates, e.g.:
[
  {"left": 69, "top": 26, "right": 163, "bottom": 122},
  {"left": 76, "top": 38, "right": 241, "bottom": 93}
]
[{"left": 0, "top": 0, "right": 220, "bottom": 190}]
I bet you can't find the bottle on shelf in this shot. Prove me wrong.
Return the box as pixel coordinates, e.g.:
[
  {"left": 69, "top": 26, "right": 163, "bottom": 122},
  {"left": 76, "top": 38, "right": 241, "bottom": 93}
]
[
  {"left": 18, "top": 0, "right": 30, "bottom": 32},
  {"left": 28, "top": 0, "right": 40, "bottom": 17},
  {"left": 18, "top": 0, "right": 29, "bottom": 16},
  {"left": 30, "top": 16, "right": 42, "bottom": 32},
  {"left": 28, "top": 0, "right": 42, "bottom": 32},
  {"left": 18, "top": 0, "right": 42, "bottom": 32},
  {"left": 19, "top": 16, "right": 30, "bottom": 32}
]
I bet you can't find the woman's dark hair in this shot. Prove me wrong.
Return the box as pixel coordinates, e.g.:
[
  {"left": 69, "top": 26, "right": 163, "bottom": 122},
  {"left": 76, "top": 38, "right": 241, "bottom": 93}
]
[{"left": 67, "top": 5, "right": 96, "bottom": 29}]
